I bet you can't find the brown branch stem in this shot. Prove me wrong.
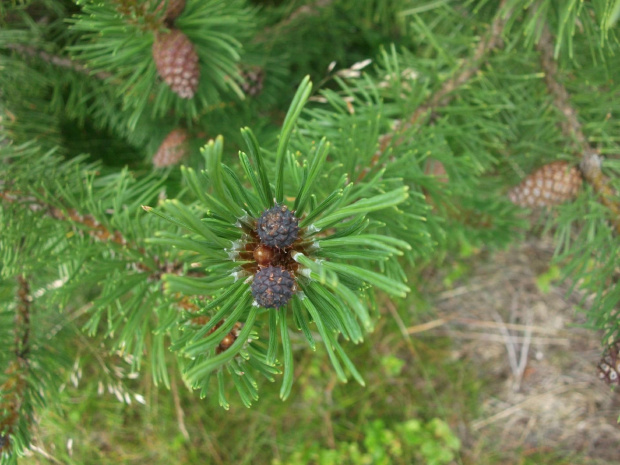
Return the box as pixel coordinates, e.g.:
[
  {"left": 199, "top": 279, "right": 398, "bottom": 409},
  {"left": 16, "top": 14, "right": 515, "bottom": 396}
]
[
  {"left": 0, "top": 275, "right": 32, "bottom": 453},
  {"left": 6, "top": 43, "right": 113, "bottom": 81},
  {"left": 537, "top": 25, "right": 620, "bottom": 233},
  {"left": 15, "top": 275, "right": 31, "bottom": 361},
  {"left": 0, "top": 189, "right": 186, "bottom": 279},
  {"left": 357, "top": 0, "right": 510, "bottom": 183},
  {"left": 254, "top": 0, "right": 334, "bottom": 43}
]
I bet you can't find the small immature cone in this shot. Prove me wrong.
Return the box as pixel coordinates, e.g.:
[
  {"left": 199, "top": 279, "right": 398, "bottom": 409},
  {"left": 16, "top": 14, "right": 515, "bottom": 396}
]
[
  {"left": 239, "top": 66, "right": 265, "bottom": 97},
  {"left": 508, "top": 161, "right": 582, "bottom": 208},
  {"left": 424, "top": 158, "right": 448, "bottom": 183},
  {"left": 216, "top": 322, "right": 243, "bottom": 354},
  {"left": 422, "top": 158, "right": 448, "bottom": 206},
  {"left": 598, "top": 341, "right": 620, "bottom": 386},
  {"left": 157, "top": 0, "right": 186, "bottom": 21},
  {"left": 153, "top": 128, "right": 189, "bottom": 167},
  {"left": 152, "top": 29, "right": 200, "bottom": 99}
]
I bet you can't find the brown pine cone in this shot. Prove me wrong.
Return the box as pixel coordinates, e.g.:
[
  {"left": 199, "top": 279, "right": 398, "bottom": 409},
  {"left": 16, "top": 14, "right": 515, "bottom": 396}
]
[
  {"left": 598, "top": 341, "right": 620, "bottom": 386},
  {"left": 239, "top": 66, "right": 265, "bottom": 97},
  {"left": 152, "top": 29, "right": 200, "bottom": 99},
  {"left": 508, "top": 161, "right": 582, "bottom": 207},
  {"left": 424, "top": 158, "right": 448, "bottom": 183},
  {"left": 157, "top": 0, "right": 186, "bottom": 21},
  {"left": 153, "top": 128, "right": 189, "bottom": 167}
]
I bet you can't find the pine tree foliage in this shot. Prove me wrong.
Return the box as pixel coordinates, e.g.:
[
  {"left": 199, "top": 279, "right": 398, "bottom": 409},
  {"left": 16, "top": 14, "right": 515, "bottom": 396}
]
[
  {"left": 143, "top": 78, "right": 412, "bottom": 407},
  {"left": 0, "top": 139, "right": 183, "bottom": 460},
  {"left": 1, "top": 0, "right": 620, "bottom": 461},
  {"left": 68, "top": 0, "right": 254, "bottom": 121}
]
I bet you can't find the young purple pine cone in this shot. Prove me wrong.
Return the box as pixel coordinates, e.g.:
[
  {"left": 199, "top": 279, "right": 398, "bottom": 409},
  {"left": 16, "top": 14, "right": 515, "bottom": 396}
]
[
  {"left": 257, "top": 203, "right": 299, "bottom": 248},
  {"left": 251, "top": 266, "right": 295, "bottom": 308}
]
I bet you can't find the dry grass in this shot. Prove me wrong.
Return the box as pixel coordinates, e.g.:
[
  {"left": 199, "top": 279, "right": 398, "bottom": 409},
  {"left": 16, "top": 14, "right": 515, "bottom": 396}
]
[{"left": 419, "top": 238, "right": 620, "bottom": 462}]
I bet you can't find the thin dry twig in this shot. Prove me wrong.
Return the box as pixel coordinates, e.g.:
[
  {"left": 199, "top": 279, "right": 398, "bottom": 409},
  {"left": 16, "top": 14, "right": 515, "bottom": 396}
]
[
  {"left": 492, "top": 294, "right": 532, "bottom": 392},
  {"left": 433, "top": 330, "right": 570, "bottom": 346},
  {"left": 451, "top": 317, "right": 563, "bottom": 336},
  {"left": 406, "top": 317, "right": 453, "bottom": 334},
  {"left": 492, "top": 310, "right": 520, "bottom": 383},
  {"left": 515, "top": 312, "right": 533, "bottom": 392},
  {"left": 471, "top": 383, "right": 589, "bottom": 431},
  {"left": 435, "top": 283, "right": 493, "bottom": 301},
  {"left": 385, "top": 299, "right": 425, "bottom": 369},
  {"left": 28, "top": 444, "right": 62, "bottom": 464},
  {"left": 170, "top": 374, "right": 190, "bottom": 441},
  {"left": 406, "top": 315, "right": 568, "bottom": 337}
]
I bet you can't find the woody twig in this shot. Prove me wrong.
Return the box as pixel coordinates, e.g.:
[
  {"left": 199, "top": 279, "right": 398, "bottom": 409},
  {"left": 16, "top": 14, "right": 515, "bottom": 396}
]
[
  {"left": 357, "top": 0, "right": 510, "bottom": 183},
  {"left": 14, "top": 276, "right": 30, "bottom": 363},
  {"left": 254, "top": 0, "right": 333, "bottom": 42},
  {"left": 5, "top": 43, "right": 113, "bottom": 81},
  {"left": 0, "top": 275, "right": 31, "bottom": 453},
  {"left": 537, "top": 25, "right": 620, "bottom": 233},
  {"left": 0, "top": 189, "right": 186, "bottom": 279}
]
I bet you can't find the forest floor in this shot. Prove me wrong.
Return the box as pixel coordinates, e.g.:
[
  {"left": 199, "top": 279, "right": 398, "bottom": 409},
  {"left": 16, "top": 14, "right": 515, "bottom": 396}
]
[{"left": 426, "top": 237, "right": 620, "bottom": 463}]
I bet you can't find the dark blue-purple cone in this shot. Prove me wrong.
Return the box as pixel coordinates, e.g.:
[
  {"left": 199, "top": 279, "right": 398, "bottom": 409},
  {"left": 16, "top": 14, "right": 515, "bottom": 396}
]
[
  {"left": 251, "top": 266, "right": 295, "bottom": 308},
  {"left": 257, "top": 204, "right": 299, "bottom": 248}
]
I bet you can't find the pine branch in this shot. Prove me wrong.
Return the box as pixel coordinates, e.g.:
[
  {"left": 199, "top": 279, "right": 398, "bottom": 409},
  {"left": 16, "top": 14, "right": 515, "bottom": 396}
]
[
  {"left": 0, "top": 189, "right": 129, "bottom": 245},
  {"left": 138, "top": 79, "right": 415, "bottom": 403},
  {"left": 357, "top": 0, "right": 510, "bottom": 183},
  {"left": 282, "top": 0, "right": 333, "bottom": 23},
  {"left": 67, "top": 0, "right": 254, "bottom": 122},
  {"left": 255, "top": 0, "right": 334, "bottom": 42},
  {"left": 5, "top": 43, "right": 113, "bottom": 81},
  {"left": 0, "top": 361, "right": 26, "bottom": 455},
  {"left": 0, "top": 275, "right": 31, "bottom": 454},
  {"left": 0, "top": 189, "right": 188, "bottom": 280},
  {"left": 14, "top": 275, "right": 30, "bottom": 363},
  {"left": 114, "top": 0, "right": 165, "bottom": 31},
  {"left": 415, "top": 0, "right": 509, "bottom": 116},
  {"left": 537, "top": 26, "right": 587, "bottom": 149},
  {"left": 537, "top": 25, "right": 620, "bottom": 233}
]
